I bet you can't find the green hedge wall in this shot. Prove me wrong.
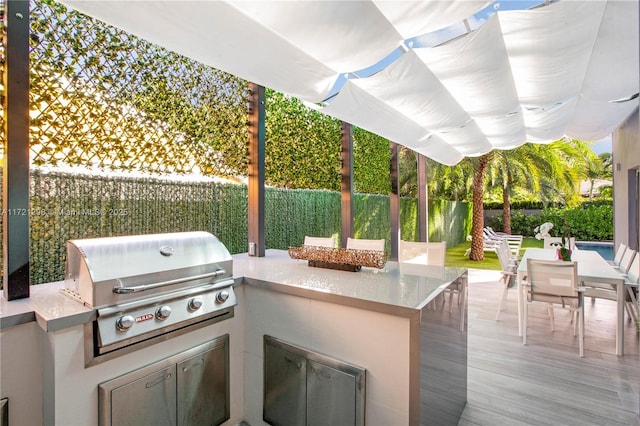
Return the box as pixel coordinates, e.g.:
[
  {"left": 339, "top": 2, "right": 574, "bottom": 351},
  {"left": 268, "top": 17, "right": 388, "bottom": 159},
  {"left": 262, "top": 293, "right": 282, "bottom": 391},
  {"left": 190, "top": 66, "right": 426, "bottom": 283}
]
[
  {"left": 3, "top": 170, "right": 472, "bottom": 285},
  {"left": 486, "top": 204, "right": 613, "bottom": 241}
]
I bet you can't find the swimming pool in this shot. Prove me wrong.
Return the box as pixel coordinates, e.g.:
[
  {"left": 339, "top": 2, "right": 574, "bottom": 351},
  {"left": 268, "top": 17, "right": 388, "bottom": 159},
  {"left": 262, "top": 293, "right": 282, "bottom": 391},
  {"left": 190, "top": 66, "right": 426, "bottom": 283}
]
[{"left": 575, "top": 241, "right": 614, "bottom": 261}]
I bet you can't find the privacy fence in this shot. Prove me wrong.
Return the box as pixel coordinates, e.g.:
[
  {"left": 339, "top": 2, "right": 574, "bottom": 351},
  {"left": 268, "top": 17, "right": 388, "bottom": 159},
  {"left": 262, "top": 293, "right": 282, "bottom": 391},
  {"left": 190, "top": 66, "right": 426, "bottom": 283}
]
[{"left": 2, "top": 169, "right": 472, "bottom": 285}]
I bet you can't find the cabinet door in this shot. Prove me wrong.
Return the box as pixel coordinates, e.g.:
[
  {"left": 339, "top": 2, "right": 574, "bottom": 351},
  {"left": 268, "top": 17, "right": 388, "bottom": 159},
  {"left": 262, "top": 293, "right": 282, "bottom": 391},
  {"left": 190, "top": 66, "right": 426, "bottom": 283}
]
[
  {"left": 177, "top": 343, "right": 229, "bottom": 426},
  {"left": 264, "top": 344, "right": 307, "bottom": 426},
  {"left": 110, "top": 365, "right": 177, "bottom": 426},
  {"left": 306, "top": 360, "right": 357, "bottom": 426}
]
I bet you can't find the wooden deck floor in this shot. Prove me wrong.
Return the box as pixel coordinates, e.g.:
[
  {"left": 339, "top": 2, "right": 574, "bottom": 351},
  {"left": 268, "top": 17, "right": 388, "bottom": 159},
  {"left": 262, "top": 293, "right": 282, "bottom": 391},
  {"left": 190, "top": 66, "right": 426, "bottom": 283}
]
[{"left": 459, "top": 269, "right": 640, "bottom": 426}]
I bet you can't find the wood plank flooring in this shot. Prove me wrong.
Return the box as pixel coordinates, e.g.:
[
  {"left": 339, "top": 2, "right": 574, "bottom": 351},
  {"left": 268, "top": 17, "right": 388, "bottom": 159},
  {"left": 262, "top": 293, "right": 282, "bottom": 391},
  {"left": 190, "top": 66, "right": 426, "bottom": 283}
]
[{"left": 458, "top": 269, "right": 640, "bottom": 426}]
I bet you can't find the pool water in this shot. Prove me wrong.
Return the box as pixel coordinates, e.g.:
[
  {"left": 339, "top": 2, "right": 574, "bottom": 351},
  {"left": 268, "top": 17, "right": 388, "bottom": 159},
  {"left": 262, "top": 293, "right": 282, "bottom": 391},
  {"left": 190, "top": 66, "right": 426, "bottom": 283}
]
[{"left": 575, "top": 241, "right": 614, "bottom": 261}]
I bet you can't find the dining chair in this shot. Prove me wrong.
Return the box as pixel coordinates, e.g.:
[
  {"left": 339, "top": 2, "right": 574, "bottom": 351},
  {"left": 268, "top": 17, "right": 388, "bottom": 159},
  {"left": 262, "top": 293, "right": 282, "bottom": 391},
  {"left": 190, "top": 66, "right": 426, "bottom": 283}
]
[
  {"left": 346, "top": 237, "right": 385, "bottom": 252},
  {"left": 303, "top": 236, "right": 335, "bottom": 248},
  {"left": 398, "top": 241, "right": 446, "bottom": 266},
  {"left": 495, "top": 240, "right": 519, "bottom": 321},
  {"left": 583, "top": 250, "right": 638, "bottom": 324},
  {"left": 616, "top": 248, "right": 636, "bottom": 275},
  {"left": 398, "top": 241, "right": 456, "bottom": 308},
  {"left": 523, "top": 259, "right": 585, "bottom": 357},
  {"left": 588, "top": 246, "right": 633, "bottom": 305},
  {"left": 623, "top": 254, "right": 639, "bottom": 325},
  {"left": 608, "top": 243, "right": 627, "bottom": 268}
]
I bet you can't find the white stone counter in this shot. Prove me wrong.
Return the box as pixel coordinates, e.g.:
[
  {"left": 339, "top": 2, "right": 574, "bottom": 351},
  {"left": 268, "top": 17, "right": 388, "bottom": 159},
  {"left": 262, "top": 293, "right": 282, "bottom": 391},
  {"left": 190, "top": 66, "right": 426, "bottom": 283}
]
[
  {"left": 233, "top": 249, "right": 466, "bottom": 316},
  {"left": 0, "top": 280, "right": 93, "bottom": 331}
]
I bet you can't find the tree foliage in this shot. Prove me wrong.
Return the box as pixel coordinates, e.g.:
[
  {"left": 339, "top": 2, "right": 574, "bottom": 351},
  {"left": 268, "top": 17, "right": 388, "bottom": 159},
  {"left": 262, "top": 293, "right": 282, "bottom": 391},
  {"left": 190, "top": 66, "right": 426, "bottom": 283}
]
[
  {"left": 28, "top": 0, "right": 251, "bottom": 176},
  {"left": 265, "top": 90, "right": 342, "bottom": 190},
  {"left": 12, "top": 0, "right": 396, "bottom": 194}
]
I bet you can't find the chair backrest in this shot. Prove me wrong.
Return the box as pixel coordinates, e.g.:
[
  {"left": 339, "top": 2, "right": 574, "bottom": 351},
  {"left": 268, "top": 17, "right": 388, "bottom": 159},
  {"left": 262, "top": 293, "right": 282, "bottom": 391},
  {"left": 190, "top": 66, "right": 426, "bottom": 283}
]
[
  {"left": 527, "top": 259, "right": 579, "bottom": 299},
  {"left": 626, "top": 253, "right": 639, "bottom": 284},
  {"left": 398, "top": 241, "right": 446, "bottom": 266},
  {"left": 483, "top": 227, "right": 495, "bottom": 239},
  {"left": 346, "top": 237, "right": 385, "bottom": 252},
  {"left": 618, "top": 248, "right": 636, "bottom": 274},
  {"left": 543, "top": 237, "right": 575, "bottom": 250},
  {"left": 303, "top": 236, "right": 335, "bottom": 248},
  {"left": 497, "top": 240, "right": 515, "bottom": 272},
  {"left": 613, "top": 243, "right": 627, "bottom": 266}
]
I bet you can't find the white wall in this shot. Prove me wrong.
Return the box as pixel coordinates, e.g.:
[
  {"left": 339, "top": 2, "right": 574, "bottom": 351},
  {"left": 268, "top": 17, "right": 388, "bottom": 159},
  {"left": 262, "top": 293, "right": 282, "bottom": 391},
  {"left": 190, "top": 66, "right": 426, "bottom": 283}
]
[
  {"left": 0, "top": 322, "right": 43, "bottom": 426},
  {"left": 613, "top": 108, "right": 640, "bottom": 251}
]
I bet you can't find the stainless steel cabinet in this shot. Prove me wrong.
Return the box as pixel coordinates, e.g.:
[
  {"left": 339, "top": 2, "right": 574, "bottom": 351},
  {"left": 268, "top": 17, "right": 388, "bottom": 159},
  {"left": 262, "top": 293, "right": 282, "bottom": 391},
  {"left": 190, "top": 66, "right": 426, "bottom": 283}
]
[
  {"left": 307, "top": 360, "right": 358, "bottom": 426},
  {"left": 110, "top": 365, "right": 177, "bottom": 426},
  {"left": 264, "top": 343, "right": 307, "bottom": 425},
  {"left": 263, "top": 336, "right": 365, "bottom": 426},
  {"left": 99, "top": 335, "right": 229, "bottom": 426},
  {"left": 177, "top": 341, "right": 228, "bottom": 426}
]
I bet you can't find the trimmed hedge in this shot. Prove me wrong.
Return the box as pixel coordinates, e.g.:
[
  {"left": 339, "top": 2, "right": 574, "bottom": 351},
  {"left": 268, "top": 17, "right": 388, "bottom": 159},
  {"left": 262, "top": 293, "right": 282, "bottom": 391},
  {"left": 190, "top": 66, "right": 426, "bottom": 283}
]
[
  {"left": 5, "top": 170, "right": 472, "bottom": 285},
  {"left": 487, "top": 204, "right": 613, "bottom": 241}
]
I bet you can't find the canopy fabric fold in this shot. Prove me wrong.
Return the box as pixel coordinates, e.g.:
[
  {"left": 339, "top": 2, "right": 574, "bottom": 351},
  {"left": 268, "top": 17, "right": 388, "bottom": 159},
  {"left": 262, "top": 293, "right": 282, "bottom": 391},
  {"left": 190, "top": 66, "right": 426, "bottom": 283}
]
[{"left": 60, "top": 0, "right": 639, "bottom": 165}]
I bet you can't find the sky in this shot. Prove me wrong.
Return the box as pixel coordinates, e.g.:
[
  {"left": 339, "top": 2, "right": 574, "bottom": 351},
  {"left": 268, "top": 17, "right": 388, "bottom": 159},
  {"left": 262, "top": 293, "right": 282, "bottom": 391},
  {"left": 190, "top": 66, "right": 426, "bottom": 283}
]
[{"left": 591, "top": 136, "right": 612, "bottom": 154}]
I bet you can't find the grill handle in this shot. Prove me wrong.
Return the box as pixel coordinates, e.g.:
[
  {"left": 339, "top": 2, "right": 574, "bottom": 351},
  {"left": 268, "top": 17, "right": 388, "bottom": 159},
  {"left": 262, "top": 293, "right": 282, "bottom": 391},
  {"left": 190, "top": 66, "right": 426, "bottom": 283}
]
[{"left": 113, "top": 270, "right": 226, "bottom": 294}]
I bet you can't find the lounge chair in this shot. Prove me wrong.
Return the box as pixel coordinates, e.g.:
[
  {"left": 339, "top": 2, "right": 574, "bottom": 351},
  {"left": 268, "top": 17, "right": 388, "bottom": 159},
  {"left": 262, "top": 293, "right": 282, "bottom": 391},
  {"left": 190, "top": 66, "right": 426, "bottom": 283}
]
[
  {"left": 464, "top": 234, "right": 502, "bottom": 257},
  {"left": 484, "top": 227, "right": 523, "bottom": 256}
]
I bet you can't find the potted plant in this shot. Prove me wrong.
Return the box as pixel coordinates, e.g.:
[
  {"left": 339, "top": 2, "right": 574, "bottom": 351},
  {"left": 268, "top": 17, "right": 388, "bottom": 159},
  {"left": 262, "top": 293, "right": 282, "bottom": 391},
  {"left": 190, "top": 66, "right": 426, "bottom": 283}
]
[{"left": 557, "top": 214, "right": 572, "bottom": 261}]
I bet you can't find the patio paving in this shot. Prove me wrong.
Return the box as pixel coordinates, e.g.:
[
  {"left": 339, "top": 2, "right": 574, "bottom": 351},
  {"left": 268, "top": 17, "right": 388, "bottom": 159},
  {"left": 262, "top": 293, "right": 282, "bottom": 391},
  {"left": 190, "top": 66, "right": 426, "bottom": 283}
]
[{"left": 459, "top": 268, "right": 639, "bottom": 425}]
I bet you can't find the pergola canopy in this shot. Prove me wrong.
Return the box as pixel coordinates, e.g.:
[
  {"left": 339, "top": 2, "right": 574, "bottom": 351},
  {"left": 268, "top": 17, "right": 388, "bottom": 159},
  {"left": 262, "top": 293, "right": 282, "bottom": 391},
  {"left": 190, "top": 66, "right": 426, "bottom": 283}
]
[{"left": 61, "top": 0, "right": 639, "bottom": 165}]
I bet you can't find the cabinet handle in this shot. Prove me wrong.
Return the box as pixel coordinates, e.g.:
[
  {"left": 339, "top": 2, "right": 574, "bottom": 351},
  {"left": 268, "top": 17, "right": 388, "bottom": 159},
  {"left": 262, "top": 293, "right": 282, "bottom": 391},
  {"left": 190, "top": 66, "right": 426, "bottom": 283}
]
[
  {"left": 145, "top": 373, "right": 172, "bottom": 388},
  {"left": 182, "top": 358, "right": 204, "bottom": 373},
  {"left": 284, "top": 356, "right": 302, "bottom": 370}
]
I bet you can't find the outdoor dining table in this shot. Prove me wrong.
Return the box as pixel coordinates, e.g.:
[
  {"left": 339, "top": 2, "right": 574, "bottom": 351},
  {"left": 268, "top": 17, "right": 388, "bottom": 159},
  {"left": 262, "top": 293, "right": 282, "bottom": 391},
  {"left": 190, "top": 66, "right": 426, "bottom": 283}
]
[{"left": 517, "top": 248, "right": 627, "bottom": 356}]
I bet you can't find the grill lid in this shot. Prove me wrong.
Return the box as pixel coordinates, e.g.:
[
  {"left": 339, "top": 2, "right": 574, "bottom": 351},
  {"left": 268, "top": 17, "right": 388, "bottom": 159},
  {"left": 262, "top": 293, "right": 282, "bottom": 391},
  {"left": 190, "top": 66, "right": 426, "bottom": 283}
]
[{"left": 64, "top": 231, "right": 233, "bottom": 308}]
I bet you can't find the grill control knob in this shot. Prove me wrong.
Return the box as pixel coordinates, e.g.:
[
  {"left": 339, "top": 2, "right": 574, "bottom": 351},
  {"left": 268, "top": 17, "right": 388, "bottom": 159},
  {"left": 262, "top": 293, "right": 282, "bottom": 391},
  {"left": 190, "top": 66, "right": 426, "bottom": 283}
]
[
  {"left": 187, "top": 297, "right": 203, "bottom": 312},
  {"left": 216, "top": 290, "right": 230, "bottom": 304},
  {"left": 116, "top": 315, "right": 135, "bottom": 332},
  {"left": 156, "top": 305, "right": 172, "bottom": 320}
]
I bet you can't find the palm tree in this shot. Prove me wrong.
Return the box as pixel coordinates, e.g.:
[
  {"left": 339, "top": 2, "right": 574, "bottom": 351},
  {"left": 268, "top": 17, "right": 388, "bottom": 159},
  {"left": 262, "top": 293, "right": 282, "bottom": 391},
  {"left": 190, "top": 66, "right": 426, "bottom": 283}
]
[
  {"left": 488, "top": 146, "right": 543, "bottom": 234},
  {"left": 426, "top": 157, "right": 474, "bottom": 201},
  {"left": 469, "top": 153, "right": 493, "bottom": 260},
  {"left": 487, "top": 140, "right": 585, "bottom": 233},
  {"left": 583, "top": 151, "right": 612, "bottom": 200}
]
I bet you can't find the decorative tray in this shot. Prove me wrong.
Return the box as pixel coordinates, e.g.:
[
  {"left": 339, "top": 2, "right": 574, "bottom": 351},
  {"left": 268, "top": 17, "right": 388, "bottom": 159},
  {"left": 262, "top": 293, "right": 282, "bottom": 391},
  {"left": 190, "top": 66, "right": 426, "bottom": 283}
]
[{"left": 288, "top": 245, "right": 387, "bottom": 271}]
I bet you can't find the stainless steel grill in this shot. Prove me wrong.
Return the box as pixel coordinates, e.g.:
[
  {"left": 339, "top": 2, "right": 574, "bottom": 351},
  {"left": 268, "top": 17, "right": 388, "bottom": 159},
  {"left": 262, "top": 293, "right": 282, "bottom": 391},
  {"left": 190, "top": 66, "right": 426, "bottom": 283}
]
[{"left": 63, "top": 231, "right": 237, "bottom": 366}]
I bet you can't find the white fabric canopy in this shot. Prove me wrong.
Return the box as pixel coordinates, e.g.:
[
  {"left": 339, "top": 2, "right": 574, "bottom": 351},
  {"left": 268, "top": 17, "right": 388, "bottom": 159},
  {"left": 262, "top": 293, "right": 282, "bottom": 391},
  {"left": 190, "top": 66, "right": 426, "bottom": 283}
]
[{"left": 61, "top": 0, "right": 639, "bottom": 165}]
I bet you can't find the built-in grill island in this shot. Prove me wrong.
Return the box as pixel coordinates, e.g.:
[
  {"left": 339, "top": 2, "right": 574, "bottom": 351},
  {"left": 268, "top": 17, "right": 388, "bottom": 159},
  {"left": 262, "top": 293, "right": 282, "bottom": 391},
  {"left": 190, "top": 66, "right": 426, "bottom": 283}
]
[
  {"left": 63, "top": 231, "right": 237, "bottom": 366},
  {"left": 1, "top": 235, "right": 470, "bottom": 425},
  {"left": 53, "top": 232, "right": 238, "bottom": 426}
]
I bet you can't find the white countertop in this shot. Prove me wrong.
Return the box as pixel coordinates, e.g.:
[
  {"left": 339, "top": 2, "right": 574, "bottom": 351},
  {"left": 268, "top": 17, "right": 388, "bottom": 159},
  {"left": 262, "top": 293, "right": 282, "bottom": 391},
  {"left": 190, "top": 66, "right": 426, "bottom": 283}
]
[
  {"left": 233, "top": 250, "right": 467, "bottom": 317},
  {"left": 0, "top": 280, "right": 94, "bottom": 331},
  {"left": 1, "top": 249, "right": 467, "bottom": 330}
]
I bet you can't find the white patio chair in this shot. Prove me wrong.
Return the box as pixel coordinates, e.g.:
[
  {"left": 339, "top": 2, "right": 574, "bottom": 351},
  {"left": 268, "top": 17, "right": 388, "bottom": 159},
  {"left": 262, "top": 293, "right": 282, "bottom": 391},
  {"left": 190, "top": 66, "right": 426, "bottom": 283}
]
[
  {"left": 303, "top": 236, "right": 335, "bottom": 248},
  {"left": 608, "top": 243, "right": 627, "bottom": 268},
  {"left": 623, "top": 254, "right": 639, "bottom": 325},
  {"left": 495, "top": 240, "right": 519, "bottom": 321},
  {"left": 584, "top": 251, "right": 638, "bottom": 324},
  {"left": 398, "top": 240, "right": 445, "bottom": 266},
  {"left": 346, "top": 237, "right": 385, "bottom": 252},
  {"left": 464, "top": 234, "right": 502, "bottom": 257},
  {"left": 616, "top": 248, "right": 636, "bottom": 275},
  {"left": 398, "top": 241, "right": 458, "bottom": 309},
  {"left": 523, "top": 259, "right": 585, "bottom": 357},
  {"left": 484, "top": 226, "right": 523, "bottom": 255}
]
